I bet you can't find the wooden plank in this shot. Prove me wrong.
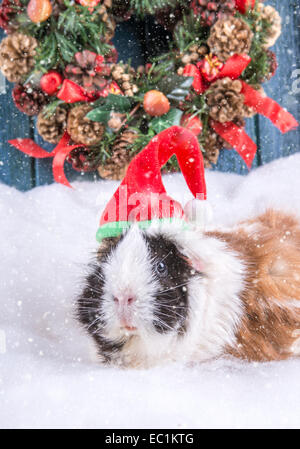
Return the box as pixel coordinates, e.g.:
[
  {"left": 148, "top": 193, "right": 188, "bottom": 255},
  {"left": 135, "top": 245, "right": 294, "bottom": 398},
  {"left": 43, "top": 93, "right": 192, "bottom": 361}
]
[
  {"left": 0, "top": 30, "right": 34, "bottom": 191},
  {"left": 257, "top": 0, "right": 300, "bottom": 165}
]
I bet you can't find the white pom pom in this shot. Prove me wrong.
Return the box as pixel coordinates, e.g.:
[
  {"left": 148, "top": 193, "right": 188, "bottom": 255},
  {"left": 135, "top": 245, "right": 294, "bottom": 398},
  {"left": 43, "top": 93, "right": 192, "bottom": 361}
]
[{"left": 184, "top": 199, "right": 213, "bottom": 229}]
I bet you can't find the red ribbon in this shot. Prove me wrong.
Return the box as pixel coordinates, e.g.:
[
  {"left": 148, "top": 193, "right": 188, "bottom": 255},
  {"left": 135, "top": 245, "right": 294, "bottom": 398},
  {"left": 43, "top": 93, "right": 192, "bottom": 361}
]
[
  {"left": 241, "top": 82, "right": 299, "bottom": 134},
  {"left": 8, "top": 132, "right": 84, "bottom": 188},
  {"left": 57, "top": 80, "right": 91, "bottom": 103},
  {"left": 183, "top": 54, "right": 251, "bottom": 94},
  {"left": 183, "top": 54, "right": 299, "bottom": 169},
  {"left": 210, "top": 120, "right": 257, "bottom": 169}
]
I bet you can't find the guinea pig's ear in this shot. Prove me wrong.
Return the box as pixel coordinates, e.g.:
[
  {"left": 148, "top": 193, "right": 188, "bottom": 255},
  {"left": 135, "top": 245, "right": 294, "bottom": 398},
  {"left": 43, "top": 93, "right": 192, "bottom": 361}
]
[
  {"left": 178, "top": 242, "right": 205, "bottom": 274},
  {"left": 183, "top": 253, "right": 205, "bottom": 274}
]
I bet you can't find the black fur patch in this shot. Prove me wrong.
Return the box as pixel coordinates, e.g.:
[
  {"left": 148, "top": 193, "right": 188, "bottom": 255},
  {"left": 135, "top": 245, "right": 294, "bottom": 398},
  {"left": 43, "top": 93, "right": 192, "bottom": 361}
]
[
  {"left": 144, "top": 234, "right": 195, "bottom": 335},
  {"left": 76, "top": 237, "right": 125, "bottom": 362}
]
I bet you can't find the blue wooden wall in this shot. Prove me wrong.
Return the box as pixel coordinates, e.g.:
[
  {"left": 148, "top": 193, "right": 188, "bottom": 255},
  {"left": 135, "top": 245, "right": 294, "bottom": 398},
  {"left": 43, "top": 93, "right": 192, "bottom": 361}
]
[{"left": 0, "top": 0, "right": 299, "bottom": 191}]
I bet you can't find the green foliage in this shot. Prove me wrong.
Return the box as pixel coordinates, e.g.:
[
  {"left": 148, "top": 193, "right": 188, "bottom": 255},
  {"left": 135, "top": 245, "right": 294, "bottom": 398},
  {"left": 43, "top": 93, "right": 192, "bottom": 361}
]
[
  {"left": 30, "top": 1, "right": 112, "bottom": 72},
  {"left": 158, "top": 73, "right": 193, "bottom": 103},
  {"left": 87, "top": 95, "right": 133, "bottom": 124},
  {"left": 173, "top": 12, "right": 209, "bottom": 53},
  {"left": 130, "top": 0, "right": 185, "bottom": 17},
  {"left": 148, "top": 108, "right": 183, "bottom": 134}
]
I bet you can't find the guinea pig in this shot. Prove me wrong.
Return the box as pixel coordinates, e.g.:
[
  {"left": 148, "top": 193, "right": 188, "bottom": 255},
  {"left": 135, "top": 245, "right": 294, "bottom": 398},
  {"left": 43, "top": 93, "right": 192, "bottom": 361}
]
[{"left": 76, "top": 209, "right": 300, "bottom": 368}]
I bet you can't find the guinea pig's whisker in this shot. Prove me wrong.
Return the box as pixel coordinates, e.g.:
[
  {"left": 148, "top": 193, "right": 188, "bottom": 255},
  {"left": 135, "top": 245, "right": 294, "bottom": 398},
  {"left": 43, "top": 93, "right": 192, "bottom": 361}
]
[
  {"left": 153, "top": 318, "right": 174, "bottom": 332},
  {"left": 77, "top": 307, "right": 101, "bottom": 312},
  {"left": 155, "top": 309, "right": 186, "bottom": 322},
  {"left": 157, "top": 281, "right": 189, "bottom": 295},
  {"left": 93, "top": 272, "right": 105, "bottom": 282},
  {"left": 86, "top": 314, "right": 106, "bottom": 330}
]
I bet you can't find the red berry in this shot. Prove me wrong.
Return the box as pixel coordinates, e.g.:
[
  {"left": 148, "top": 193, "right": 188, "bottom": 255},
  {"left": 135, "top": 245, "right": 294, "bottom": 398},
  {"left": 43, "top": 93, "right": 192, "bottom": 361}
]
[{"left": 40, "top": 71, "right": 63, "bottom": 96}]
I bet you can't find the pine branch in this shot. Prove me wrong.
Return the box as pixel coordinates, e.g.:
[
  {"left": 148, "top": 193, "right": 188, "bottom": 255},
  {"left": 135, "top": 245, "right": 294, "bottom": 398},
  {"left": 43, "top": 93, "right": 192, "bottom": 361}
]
[
  {"left": 173, "top": 12, "right": 209, "bottom": 53},
  {"left": 31, "top": 3, "right": 112, "bottom": 71},
  {"left": 130, "top": 0, "right": 186, "bottom": 17}
]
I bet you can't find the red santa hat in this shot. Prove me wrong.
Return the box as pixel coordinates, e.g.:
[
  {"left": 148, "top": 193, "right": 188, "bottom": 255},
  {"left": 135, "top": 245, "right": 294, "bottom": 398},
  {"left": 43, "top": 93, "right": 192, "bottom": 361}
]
[{"left": 96, "top": 126, "right": 211, "bottom": 242}]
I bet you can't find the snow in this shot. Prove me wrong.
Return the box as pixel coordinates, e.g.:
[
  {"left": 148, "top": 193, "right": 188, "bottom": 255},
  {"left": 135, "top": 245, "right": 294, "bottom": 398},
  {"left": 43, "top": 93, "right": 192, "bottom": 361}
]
[{"left": 1, "top": 153, "right": 300, "bottom": 429}]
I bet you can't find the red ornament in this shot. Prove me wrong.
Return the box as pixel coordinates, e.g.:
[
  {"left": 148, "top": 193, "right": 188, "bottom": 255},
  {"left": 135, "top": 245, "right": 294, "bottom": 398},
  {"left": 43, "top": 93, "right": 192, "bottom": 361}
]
[
  {"left": 234, "top": 0, "right": 255, "bottom": 14},
  {"left": 197, "top": 54, "right": 224, "bottom": 83},
  {"left": 181, "top": 114, "right": 203, "bottom": 136},
  {"left": 143, "top": 90, "right": 170, "bottom": 117},
  {"left": 40, "top": 71, "right": 63, "bottom": 96},
  {"left": 27, "top": 0, "right": 52, "bottom": 23}
]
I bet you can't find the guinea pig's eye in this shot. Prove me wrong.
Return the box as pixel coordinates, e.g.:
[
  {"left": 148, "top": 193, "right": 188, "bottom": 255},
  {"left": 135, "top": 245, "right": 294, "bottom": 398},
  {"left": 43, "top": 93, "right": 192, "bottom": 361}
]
[{"left": 156, "top": 261, "right": 168, "bottom": 277}]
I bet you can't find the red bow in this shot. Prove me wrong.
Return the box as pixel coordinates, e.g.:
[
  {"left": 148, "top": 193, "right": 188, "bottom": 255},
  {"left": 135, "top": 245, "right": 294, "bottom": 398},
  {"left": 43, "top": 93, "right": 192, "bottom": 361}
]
[
  {"left": 9, "top": 132, "right": 84, "bottom": 188},
  {"left": 183, "top": 54, "right": 299, "bottom": 168},
  {"left": 57, "top": 79, "right": 124, "bottom": 103}
]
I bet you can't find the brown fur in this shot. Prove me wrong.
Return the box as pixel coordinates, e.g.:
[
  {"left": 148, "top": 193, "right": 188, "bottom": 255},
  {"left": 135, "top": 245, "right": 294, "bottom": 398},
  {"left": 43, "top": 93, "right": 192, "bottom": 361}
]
[{"left": 207, "top": 210, "right": 300, "bottom": 362}]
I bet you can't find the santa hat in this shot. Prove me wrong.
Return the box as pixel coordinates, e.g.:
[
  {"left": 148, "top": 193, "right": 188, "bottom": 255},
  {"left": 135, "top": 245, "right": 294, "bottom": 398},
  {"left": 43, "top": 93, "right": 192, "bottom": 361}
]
[{"left": 96, "top": 126, "right": 211, "bottom": 242}]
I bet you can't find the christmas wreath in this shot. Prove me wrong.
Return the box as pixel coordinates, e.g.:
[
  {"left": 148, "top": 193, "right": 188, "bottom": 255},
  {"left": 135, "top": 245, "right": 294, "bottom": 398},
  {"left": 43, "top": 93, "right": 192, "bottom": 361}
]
[{"left": 0, "top": 0, "right": 298, "bottom": 186}]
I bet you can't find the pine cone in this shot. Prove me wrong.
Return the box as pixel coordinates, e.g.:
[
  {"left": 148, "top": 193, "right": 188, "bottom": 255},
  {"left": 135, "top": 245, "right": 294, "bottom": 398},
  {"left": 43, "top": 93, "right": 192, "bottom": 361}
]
[
  {"left": 0, "top": 32, "right": 37, "bottom": 83},
  {"left": 65, "top": 50, "right": 110, "bottom": 94},
  {"left": 178, "top": 43, "right": 209, "bottom": 69},
  {"left": 206, "top": 77, "right": 245, "bottom": 123},
  {"left": 67, "top": 104, "right": 105, "bottom": 146},
  {"left": 0, "top": 0, "right": 23, "bottom": 34},
  {"left": 111, "top": 64, "right": 138, "bottom": 97},
  {"left": 12, "top": 84, "right": 49, "bottom": 116},
  {"left": 67, "top": 147, "right": 100, "bottom": 172},
  {"left": 207, "top": 16, "right": 253, "bottom": 62},
  {"left": 202, "top": 127, "right": 224, "bottom": 168},
  {"left": 192, "top": 0, "right": 235, "bottom": 27},
  {"left": 37, "top": 106, "right": 68, "bottom": 144},
  {"left": 257, "top": 3, "right": 281, "bottom": 48},
  {"left": 98, "top": 129, "right": 138, "bottom": 180}
]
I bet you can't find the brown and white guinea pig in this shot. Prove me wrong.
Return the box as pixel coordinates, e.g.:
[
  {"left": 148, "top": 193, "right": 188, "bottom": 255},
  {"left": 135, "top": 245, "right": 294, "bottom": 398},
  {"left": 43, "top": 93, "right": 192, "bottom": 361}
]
[{"left": 76, "top": 209, "right": 300, "bottom": 368}]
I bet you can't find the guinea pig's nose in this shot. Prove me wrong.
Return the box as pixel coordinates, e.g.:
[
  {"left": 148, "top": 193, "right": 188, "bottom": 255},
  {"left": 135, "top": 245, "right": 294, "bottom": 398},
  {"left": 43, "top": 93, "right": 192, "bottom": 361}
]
[{"left": 114, "top": 296, "right": 135, "bottom": 305}]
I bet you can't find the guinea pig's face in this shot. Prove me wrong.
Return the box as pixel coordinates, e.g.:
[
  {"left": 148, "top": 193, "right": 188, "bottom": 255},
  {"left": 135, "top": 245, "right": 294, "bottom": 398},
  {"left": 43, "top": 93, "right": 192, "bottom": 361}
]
[{"left": 77, "top": 226, "right": 198, "bottom": 360}]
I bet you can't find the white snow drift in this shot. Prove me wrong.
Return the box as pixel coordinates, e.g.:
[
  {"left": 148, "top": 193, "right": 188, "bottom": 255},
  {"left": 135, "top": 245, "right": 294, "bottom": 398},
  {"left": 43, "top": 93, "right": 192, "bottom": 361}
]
[{"left": 1, "top": 153, "right": 300, "bottom": 429}]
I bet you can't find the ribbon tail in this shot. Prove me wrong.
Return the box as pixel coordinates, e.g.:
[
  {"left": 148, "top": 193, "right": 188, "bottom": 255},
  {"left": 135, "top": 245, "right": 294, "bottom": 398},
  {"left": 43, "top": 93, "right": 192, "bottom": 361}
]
[
  {"left": 8, "top": 139, "right": 56, "bottom": 158},
  {"left": 9, "top": 132, "right": 80, "bottom": 188},
  {"left": 52, "top": 145, "right": 76, "bottom": 188},
  {"left": 211, "top": 120, "right": 257, "bottom": 169},
  {"left": 241, "top": 81, "right": 299, "bottom": 134}
]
